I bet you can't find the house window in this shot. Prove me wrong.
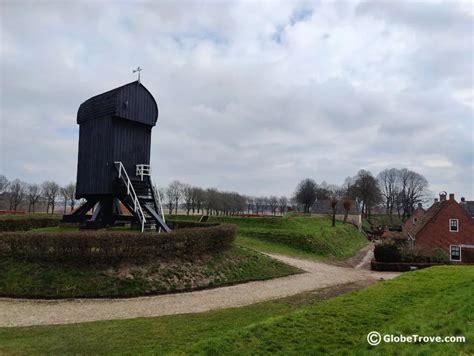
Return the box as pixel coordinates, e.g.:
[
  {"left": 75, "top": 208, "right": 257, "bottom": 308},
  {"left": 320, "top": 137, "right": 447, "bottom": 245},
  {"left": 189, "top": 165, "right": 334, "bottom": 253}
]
[
  {"left": 449, "top": 219, "right": 459, "bottom": 232},
  {"left": 450, "top": 246, "right": 461, "bottom": 261}
]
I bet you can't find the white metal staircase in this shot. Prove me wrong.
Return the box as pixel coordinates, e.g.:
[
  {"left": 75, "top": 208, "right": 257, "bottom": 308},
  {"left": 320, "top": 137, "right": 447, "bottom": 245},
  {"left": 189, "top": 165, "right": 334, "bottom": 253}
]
[
  {"left": 114, "top": 161, "right": 146, "bottom": 232},
  {"left": 136, "top": 164, "right": 166, "bottom": 223},
  {"left": 114, "top": 162, "right": 170, "bottom": 233}
]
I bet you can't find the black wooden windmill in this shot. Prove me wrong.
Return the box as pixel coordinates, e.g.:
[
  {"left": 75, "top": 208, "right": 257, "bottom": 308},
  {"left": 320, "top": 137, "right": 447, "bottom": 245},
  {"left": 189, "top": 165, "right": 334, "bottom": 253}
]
[{"left": 62, "top": 76, "right": 170, "bottom": 232}]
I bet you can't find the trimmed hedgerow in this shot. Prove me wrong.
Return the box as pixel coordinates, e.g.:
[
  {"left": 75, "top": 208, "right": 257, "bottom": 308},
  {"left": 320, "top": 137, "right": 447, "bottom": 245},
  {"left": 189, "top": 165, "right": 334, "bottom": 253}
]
[
  {"left": 374, "top": 240, "right": 402, "bottom": 263},
  {"left": 0, "top": 224, "right": 236, "bottom": 265},
  {"left": 0, "top": 217, "right": 61, "bottom": 232},
  {"left": 166, "top": 220, "right": 219, "bottom": 230}
]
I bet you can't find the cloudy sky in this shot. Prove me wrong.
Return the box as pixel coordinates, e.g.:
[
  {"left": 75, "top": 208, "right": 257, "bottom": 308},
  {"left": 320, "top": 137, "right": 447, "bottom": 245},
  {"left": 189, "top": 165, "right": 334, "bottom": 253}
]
[{"left": 1, "top": 0, "right": 473, "bottom": 199}]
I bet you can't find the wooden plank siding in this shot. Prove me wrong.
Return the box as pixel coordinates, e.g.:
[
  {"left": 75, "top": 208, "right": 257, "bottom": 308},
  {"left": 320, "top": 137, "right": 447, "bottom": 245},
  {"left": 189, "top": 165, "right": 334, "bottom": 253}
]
[
  {"left": 75, "top": 81, "right": 158, "bottom": 199},
  {"left": 112, "top": 118, "right": 152, "bottom": 177},
  {"left": 76, "top": 116, "right": 114, "bottom": 196}
]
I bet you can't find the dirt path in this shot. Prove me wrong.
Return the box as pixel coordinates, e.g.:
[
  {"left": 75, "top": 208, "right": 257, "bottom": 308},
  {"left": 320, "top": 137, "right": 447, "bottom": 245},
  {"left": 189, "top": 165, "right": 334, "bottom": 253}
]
[
  {"left": 354, "top": 244, "right": 376, "bottom": 270},
  {"left": 0, "top": 254, "right": 399, "bottom": 328}
]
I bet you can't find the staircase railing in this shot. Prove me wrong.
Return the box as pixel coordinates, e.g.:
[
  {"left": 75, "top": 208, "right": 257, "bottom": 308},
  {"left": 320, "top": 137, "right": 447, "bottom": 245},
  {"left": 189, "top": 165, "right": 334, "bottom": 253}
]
[
  {"left": 114, "top": 161, "right": 146, "bottom": 232},
  {"left": 136, "top": 164, "right": 151, "bottom": 181},
  {"left": 149, "top": 176, "right": 166, "bottom": 223},
  {"left": 135, "top": 163, "right": 165, "bottom": 225}
]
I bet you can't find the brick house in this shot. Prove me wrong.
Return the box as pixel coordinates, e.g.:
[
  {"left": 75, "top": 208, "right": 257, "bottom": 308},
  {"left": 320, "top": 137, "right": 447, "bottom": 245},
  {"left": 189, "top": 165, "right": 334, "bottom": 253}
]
[
  {"left": 401, "top": 203, "right": 425, "bottom": 235},
  {"left": 406, "top": 193, "right": 474, "bottom": 263}
]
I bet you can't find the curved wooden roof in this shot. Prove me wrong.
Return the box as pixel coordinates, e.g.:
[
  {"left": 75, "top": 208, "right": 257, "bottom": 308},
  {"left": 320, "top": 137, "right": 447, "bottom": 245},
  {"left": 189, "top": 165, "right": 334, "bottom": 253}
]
[{"left": 77, "top": 81, "right": 158, "bottom": 126}]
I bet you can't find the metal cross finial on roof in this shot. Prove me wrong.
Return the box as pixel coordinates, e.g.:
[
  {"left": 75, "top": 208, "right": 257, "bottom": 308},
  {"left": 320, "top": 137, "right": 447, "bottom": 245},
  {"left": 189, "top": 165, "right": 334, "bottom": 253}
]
[{"left": 133, "top": 66, "right": 142, "bottom": 83}]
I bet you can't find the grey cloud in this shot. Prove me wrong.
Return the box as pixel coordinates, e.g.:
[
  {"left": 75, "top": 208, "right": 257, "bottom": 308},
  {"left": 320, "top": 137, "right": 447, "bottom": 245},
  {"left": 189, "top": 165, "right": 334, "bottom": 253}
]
[{"left": 0, "top": 1, "right": 472, "bottom": 199}]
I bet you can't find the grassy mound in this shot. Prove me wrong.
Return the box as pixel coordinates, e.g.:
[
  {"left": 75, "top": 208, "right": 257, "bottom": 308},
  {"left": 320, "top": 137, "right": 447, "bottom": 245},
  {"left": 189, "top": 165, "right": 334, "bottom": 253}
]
[
  {"left": 0, "top": 245, "right": 300, "bottom": 298},
  {"left": 1, "top": 267, "right": 471, "bottom": 355},
  {"left": 169, "top": 215, "right": 368, "bottom": 261}
]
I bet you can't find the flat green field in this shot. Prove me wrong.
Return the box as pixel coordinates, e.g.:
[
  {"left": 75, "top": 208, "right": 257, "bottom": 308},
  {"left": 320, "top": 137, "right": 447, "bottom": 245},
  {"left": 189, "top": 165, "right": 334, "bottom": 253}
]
[
  {"left": 1, "top": 266, "right": 471, "bottom": 355},
  {"left": 0, "top": 246, "right": 300, "bottom": 298}
]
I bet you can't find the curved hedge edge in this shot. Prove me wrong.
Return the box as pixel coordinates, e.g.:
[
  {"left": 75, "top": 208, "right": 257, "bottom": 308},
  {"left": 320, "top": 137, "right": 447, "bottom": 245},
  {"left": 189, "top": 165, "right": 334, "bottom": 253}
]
[
  {"left": 0, "top": 224, "right": 236, "bottom": 265},
  {"left": 166, "top": 220, "right": 219, "bottom": 229},
  {"left": 0, "top": 217, "right": 61, "bottom": 232}
]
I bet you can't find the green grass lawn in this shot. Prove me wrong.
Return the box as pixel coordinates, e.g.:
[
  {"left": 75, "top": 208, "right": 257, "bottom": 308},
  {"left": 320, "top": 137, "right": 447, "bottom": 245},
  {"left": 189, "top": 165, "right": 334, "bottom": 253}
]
[
  {"left": 189, "top": 266, "right": 473, "bottom": 355},
  {"left": 1, "top": 267, "right": 471, "bottom": 355},
  {"left": 213, "top": 215, "right": 368, "bottom": 261},
  {"left": 0, "top": 246, "right": 300, "bottom": 298},
  {"left": 236, "top": 235, "right": 332, "bottom": 261}
]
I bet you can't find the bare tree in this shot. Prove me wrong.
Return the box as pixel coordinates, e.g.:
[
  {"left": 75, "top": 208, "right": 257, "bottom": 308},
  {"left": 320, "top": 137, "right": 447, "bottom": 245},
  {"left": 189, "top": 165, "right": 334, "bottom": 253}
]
[
  {"left": 41, "top": 181, "right": 60, "bottom": 214},
  {"left": 342, "top": 199, "right": 352, "bottom": 224},
  {"left": 193, "top": 187, "right": 205, "bottom": 214},
  {"left": 27, "top": 184, "right": 42, "bottom": 213},
  {"left": 347, "top": 170, "right": 381, "bottom": 218},
  {"left": 268, "top": 196, "right": 278, "bottom": 216},
  {"left": 377, "top": 168, "right": 399, "bottom": 221},
  {"left": 0, "top": 175, "right": 9, "bottom": 194},
  {"left": 204, "top": 188, "right": 219, "bottom": 215},
  {"left": 61, "top": 183, "right": 76, "bottom": 213},
  {"left": 60, "top": 186, "right": 69, "bottom": 213},
  {"left": 246, "top": 196, "right": 254, "bottom": 214},
  {"left": 398, "top": 168, "right": 429, "bottom": 219},
  {"left": 8, "top": 179, "right": 26, "bottom": 211},
  {"left": 166, "top": 181, "right": 182, "bottom": 215},
  {"left": 294, "top": 178, "right": 318, "bottom": 213},
  {"left": 67, "top": 183, "right": 76, "bottom": 212},
  {"left": 181, "top": 183, "right": 193, "bottom": 215},
  {"left": 330, "top": 198, "right": 338, "bottom": 227},
  {"left": 278, "top": 196, "right": 288, "bottom": 215}
]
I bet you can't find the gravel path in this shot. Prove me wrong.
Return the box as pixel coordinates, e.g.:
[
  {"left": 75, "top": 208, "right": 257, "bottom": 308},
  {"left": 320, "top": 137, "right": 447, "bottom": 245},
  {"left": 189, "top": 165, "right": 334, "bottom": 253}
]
[{"left": 0, "top": 254, "right": 399, "bottom": 327}]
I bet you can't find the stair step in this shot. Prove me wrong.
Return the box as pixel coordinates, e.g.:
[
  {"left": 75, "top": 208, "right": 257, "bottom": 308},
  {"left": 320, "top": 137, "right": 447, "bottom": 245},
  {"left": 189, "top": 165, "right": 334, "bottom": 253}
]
[{"left": 138, "top": 195, "right": 154, "bottom": 200}]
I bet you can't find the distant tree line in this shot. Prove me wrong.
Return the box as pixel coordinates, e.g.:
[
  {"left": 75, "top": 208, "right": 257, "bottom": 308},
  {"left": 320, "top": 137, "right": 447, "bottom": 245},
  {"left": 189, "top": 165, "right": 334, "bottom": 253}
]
[
  {"left": 0, "top": 175, "right": 76, "bottom": 214},
  {"left": 162, "top": 180, "right": 289, "bottom": 216},
  {"left": 0, "top": 166, "right": 431, "bottom": 220}
]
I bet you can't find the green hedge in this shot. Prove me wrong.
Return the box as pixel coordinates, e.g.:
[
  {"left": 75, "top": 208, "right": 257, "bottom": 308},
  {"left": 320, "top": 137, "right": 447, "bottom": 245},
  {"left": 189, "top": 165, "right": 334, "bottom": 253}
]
[
  {"left": 166, "top": 220, "right": 219, "bottom": 229},
  {"left": 0, "top": 224, "right": 236, "bottom": 265},
  {"left": 0, "top": 217, "right": 61, "bottom": 232},
  {"left": 374, "top": 241, "right": 402, "bottom": 263}
]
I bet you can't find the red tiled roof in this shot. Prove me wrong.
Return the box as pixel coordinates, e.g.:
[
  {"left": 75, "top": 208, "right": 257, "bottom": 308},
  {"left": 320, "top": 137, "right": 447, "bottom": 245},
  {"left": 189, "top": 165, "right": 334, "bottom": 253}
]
[
  {"left": 406, "top": 201, "right": 445, "bottom": 238},
  {"left": 381, "top": 231, "right": 408, "bottom": 240}
]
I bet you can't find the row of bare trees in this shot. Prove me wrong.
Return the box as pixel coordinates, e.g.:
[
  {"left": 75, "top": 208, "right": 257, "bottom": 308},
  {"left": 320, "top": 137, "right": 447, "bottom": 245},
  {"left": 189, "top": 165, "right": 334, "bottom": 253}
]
[
  {"left": 0, "top": 166, "right": 430, "bottom": 219},
  {"left": 0, "top": 175, "right": 76, "bottom": 214},
  {"left": 163, "top": 180, "right": 289, "bottom": 216},
  {"left": 293, "top": 168, "right": 430, "bottom": 222}
]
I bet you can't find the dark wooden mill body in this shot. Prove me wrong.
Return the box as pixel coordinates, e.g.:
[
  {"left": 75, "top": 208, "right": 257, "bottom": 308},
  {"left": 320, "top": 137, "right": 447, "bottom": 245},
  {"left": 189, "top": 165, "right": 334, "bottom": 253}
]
[{"left": 62, "top": 81, "right": 170, "bottom": 232}]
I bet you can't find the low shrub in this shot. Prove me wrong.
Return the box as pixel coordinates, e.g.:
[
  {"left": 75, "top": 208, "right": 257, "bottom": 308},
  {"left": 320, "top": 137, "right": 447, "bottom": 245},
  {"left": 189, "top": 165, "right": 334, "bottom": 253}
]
[
  {"left": 166, "top": 220, "right": 219, "bottom": 229},
  {"left": 374, "top": 240, "right": 401, "bottom": 263},
  {"left": 398, "top": 245, "right": 450, "bottom": 264},
  {"left": 0, "top": 216, "right": 61, "bottom": 232},
  {"left": 0, "top": 224, "right": 236, "bottom": 265},
  {"left": 430, "top": 248, "right": 450, "bottom": 263}
]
